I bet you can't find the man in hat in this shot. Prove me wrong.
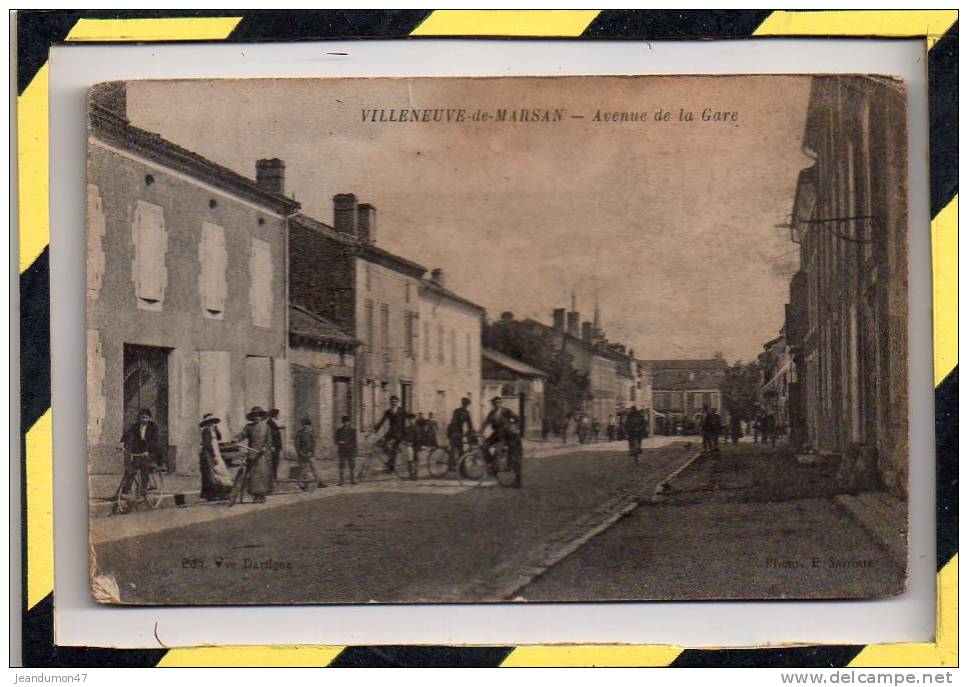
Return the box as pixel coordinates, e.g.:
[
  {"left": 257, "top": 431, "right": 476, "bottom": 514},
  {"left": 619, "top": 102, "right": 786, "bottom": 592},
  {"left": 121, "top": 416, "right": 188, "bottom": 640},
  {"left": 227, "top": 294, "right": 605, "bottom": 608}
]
[
  {"left": 334, "top": 415, "right": 357, "bottom": 486},
  {"left": 624, "top": 406, "right": 647, "bottom": 463},
  {"left": 374, "top": 395, "right": 406, "bottom": 472},
  {"left": 479, "top": 396, "right": 523, "bottom": 488},
  {"left": 119, "top": 408, "right": 161, "bottom": 496},
  {"left": 234, "top": 406, "right": 274, "bottom": 503}
]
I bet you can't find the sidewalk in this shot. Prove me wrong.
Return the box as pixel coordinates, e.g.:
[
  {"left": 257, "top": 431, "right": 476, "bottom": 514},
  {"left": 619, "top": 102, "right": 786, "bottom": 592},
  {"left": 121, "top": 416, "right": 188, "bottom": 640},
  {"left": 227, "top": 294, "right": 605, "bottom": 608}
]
[{"left": 89, "top": 439, "right": 649, "bottom": 518}]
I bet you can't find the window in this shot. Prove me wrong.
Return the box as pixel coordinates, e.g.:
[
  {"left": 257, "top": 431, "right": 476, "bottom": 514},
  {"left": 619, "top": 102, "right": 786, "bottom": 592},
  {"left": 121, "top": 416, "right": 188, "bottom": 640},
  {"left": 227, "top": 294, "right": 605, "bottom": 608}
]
[
  {"left": 437, "top": 324, "right": 445, "bottom": 364},
  {"left": 466, "top": 331, "right": 471, "bottom": 368},
  {"left": 404, "top": 311, "right": 417, "bottom": 359},
  {"left": 365, "top": 264, "right": 372, "bottom": 291},
  {"left": 450, "top": 329, "right": 457, "bottom": 367},
  {"left": 249, "top": 238, "right": 272, "bottom": 327},
  {"left": 380, "top": 304, "right": 390, "bottom": 352},
  {"left": 364, "top": 300, "right": 374, "bottom": 352},
  {"left": 199, "top": 222, "right": 227, "bottom": 319},
  {"left": 87, "top": 185, "right": 106, "bottom": 301},
  {"left": 423, "top": 321, "right": 431, "bottom": 362},
  {"left": 199, "top": 351, "right": 231, "bottom": 432},
  {"left": 405, "top": 282, "right": 411, "bottom": 303},
  {"left": 132, "top": 200, "right": 167, "bottom": 310}
]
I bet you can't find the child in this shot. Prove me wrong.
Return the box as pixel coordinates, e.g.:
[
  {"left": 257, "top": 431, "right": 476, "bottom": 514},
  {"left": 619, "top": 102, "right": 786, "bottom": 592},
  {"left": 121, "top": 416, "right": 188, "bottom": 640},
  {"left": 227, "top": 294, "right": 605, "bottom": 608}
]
[
  {"left": 335, "top": 415, "right": 357, "bottom": 485},
  {"left": 295, "top": 418, "right": 326, "bottom": 488}
]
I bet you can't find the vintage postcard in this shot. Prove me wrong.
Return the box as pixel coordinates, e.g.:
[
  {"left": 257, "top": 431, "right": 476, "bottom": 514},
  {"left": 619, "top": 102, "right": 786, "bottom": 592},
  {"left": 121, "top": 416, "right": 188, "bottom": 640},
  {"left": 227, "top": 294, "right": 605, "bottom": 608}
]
[{"left": 86, "top": 75, "right": 909, "bottom": 605}]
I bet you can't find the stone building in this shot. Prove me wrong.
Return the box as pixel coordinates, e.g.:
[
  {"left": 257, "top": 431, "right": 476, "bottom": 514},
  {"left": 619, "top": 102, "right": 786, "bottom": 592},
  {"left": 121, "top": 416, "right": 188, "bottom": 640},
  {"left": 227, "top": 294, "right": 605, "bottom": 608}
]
[
  {"left": 789, "top": 76, "right": 908, "bottom": 494},
  {"left": 417, "top": 269, "right": 485, "bottom": 428},
  {"left": 481, "top": 348, "right": 548, "bottom": 439},
  {"left": 641, "top": 358, "right": 727, "bottom": 434},
  {"left": 86, "top": 83, "right": 299, "bottom": 476},
  {"left": 288, "top": 305, "right": 359, "bottom": 458},
  {"left": 289, "top": 195, "right": 427, "bottom": 433}
]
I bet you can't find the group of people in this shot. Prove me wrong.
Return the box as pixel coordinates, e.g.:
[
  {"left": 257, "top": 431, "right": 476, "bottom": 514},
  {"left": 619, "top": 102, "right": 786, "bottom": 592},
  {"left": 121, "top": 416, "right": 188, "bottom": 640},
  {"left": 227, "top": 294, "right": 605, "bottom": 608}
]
[{"left": 373, "top": 395, "right": 523, "bottom": 487}]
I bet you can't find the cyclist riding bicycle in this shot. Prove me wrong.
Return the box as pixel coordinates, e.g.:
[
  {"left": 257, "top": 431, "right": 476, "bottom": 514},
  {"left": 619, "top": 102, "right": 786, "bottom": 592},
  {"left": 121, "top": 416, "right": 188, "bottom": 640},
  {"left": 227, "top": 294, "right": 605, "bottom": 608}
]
[
  {"left": 118, "top": 408, "right": 162, "bottom": 496},
  {"left": 373, "top": 395, "right": 406, "bottom": 473},
  {"left": 478, "top": 396, "right": 523, "bottom": 488}
]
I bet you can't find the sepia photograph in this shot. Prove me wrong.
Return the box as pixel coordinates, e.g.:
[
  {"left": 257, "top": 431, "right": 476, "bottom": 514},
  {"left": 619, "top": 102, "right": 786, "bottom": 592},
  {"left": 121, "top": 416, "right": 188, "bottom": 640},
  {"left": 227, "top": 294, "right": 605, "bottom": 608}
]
[{"left": 85, "top": 74, "right": 909, "bottom": 605}]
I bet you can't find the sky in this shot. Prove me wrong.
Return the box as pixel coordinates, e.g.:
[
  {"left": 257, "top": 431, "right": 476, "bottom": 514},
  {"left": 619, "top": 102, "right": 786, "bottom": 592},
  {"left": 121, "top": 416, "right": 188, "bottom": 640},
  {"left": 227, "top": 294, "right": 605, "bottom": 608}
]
[{"left": 127, "top": 76, "right": 812, "bottom": 362}]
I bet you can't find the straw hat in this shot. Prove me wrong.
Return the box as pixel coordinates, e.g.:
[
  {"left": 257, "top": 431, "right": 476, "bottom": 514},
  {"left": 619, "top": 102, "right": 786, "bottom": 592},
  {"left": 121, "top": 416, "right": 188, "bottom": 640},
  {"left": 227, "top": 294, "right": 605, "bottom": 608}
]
[
  {"left": 199, "top": 413, "right": 221, "bottom": 428},
  {"left": 246, "top": 406, "right": 268, "bottom": 421}
]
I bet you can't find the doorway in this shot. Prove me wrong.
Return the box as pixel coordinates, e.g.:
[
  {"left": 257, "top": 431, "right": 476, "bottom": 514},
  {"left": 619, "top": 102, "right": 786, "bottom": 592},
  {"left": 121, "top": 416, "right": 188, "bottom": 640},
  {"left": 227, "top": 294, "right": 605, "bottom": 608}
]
[{"left": 123, "top": 344, "right": 170, "bottom": 466}]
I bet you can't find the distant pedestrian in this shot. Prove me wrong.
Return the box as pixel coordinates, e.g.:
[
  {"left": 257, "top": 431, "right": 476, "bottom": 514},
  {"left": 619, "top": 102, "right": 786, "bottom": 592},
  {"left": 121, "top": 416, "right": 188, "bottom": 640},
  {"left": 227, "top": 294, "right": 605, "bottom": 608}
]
[
  {"left": 624, "top": 406, "right": 647, "bottom": 463},
  {"left": 541, "top": 417, "right": 551, "bottom": 441},
  {"left": 709, "top": 409, "right": 723, "bottom": 452},
  {"left": 765, "top": 413, "right": 778, "bottom": 447},
  {"left": 334, "top": 415, "right": 357, "bottom": 485},
  {"left": 729, "top": 415, "right": 742, "bottom": 445},
  {"left": 561, "top": 414, "right": 571, "bottom": 445},
  {"left": 591, "top": 419, "right": 601, "bottom": 443},
  {"left": 578, "top": 415, "right": 591, "bottom": 444},
  {"left": 295, "top": 418, "right": 325, "bottom": 488},
  {"left": 606, "top": 415, "right": 616, "bottom": 441}
]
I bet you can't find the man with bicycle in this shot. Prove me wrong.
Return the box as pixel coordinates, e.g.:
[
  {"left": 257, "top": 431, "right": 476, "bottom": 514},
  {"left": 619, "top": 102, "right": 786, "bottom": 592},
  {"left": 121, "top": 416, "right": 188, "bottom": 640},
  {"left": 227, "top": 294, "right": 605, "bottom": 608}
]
[
  {"left": 119, "top": 408, "right": 161, "bottom": 497},
  {"left": 373, "top": 395, "right": 406, "bottom": 473},
  {"left": 479, "top": 396, "right": 523, "bottom": 489}
]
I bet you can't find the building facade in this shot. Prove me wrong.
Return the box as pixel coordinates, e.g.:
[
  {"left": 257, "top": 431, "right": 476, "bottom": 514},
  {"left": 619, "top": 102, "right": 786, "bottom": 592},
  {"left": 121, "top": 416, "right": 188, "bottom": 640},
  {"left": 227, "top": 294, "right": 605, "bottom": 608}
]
[
  {"left": 87, "top": 85, "right": 299, "bottom": 475},
  {"left": 481, "top": 348, "right": 548, "bottom": 439},
  {"left": 642, "top": 358, "right": 727, "bottom": 434},
  {"left": 790, "top": 76, "right": 908, "bottom": 494},
  {"left": 417, "top": 269, "right": 485, "bottom": 427},
  {"left": 289, "top": 194, "right": 427, "bottom": 433},
  {"left": 288, "top": 305, "right": 359, "bottom": 458}
]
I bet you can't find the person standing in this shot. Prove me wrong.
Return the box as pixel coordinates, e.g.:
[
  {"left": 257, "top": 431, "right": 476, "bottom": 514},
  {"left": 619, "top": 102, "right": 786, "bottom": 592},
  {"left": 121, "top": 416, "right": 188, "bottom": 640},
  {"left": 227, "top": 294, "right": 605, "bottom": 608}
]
[
  {"left": 606, "top": 415, "right": 616, "bottom": 442},
  {"left": 729, "top": 414, "right": 742, "bottom": 445},
  {"left": 294, "top": 418, "right": 326, "bottom": 489},
  {"left": 560, "top": 414, "right": 571, "bottom": 445},
  {"left": 426, "top": 412, "right": 440, "bottom": 448},
  {"left": 235, "top": 406, "right": 274, "bottom": 503},
  {"left": 267, "top": 408, "right": 283, "bottom": 493},
  {"left": 119, "top": 408, "right": 161, "bottom": 497},
  {"left": 700, "top": 405, "right": 714, "bottom": 452},
  {"left": 199, "top": 413, "right": 232, "bottom": 501},
  {"left": 447, "top": 398, "right": 474, "bottom": 470},
  {"left": 709, "top": 408, "right": 723, "bottom": 452},
  {"left": 374, "top": 395, "right": 406, "bottom": 472},
  {"left": 334, "top": 415, "right": 357, "bottom": 485},
  {"left": 624, "top": 406, "right": 647, "bottom": 462}
]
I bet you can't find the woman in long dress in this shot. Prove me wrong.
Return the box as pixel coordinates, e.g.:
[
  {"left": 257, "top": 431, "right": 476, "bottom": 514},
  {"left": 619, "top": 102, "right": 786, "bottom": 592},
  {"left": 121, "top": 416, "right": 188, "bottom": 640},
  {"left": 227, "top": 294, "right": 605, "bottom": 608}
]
[
  {"left": 235, "top": 406, "right": 275, "bottom": 503},
  {"left": 199, "top": 413, "right": 233, "bottom": 501}
]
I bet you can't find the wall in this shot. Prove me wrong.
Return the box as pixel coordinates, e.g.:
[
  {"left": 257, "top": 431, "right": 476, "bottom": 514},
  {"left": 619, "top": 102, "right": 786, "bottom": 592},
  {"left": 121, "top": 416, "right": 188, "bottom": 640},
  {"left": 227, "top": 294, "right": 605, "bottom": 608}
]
[
  {"left": 87, "top": 140, "right": 288, "bottom": 475},
  {"left": 288, "top": 344, "right": 355, "bottom": 459}
]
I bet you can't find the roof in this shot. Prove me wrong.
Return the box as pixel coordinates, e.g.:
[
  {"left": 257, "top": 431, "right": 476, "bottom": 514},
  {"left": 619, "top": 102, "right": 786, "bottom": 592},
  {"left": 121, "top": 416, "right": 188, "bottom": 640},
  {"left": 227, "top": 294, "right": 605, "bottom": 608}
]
[
  {"left": 289, "top": 304, "right": 359, "bottom": 350},
  {"left": 89, "top": 102, "right": 301, "bottom": 216},
  {"left": 652, "top": 369, "right": 725, "bottom": 391},
  {"left": 482, "top": 348, "right": 548, "bottom": 379},
  {"left": 521, "top": 318, "right": 634, "bottom": 362},
  {"left": 419, "top": 279, "right": 486, "bottom": 314},
  {"left": 640, "top": 358, "right": 728, "bottom": 371},
  {"left": 290, "top": 213, "right": 427, "bottom": 280}
]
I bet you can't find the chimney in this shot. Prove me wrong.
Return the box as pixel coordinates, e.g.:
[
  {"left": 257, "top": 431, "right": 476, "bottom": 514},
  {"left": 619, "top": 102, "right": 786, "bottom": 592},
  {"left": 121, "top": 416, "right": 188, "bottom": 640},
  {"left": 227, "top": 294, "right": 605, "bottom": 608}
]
[
  {"left": 552, "top": 308, "right": 566, "bottom": 332},
  {"left": 567, "top": 311, "right": 581, "bottom": 338},
  {"left": 430, "top": 268, "right": 445, "bottom": 288},
  {"left": 582, "top": 321, "right": 593, "bottom": 341},
  {"left": 90, "top": 81, "right": 127, "bottom": 120},
  {"left": 357, "top": 203, "right": 377, "bottom": 244},
  {"left": 500, "top": 311, "right": 514, "bottom": 322},
  {"left": 333, "top": 194, "right": 358, "bottom": 236},
  {"left": 255, "top": 158, "right": 286, "bottom": 195}
]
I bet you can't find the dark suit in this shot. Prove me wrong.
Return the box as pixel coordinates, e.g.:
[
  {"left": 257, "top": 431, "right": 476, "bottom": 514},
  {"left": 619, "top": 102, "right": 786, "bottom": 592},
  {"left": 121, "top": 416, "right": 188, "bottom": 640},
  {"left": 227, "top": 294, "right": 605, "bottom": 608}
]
[
  {"left": 267, "top": 418, "right": 283, "bottom": 489},
  {"left": 374, "top": 407, "right": 406, "bottom": 469},
  {"left": 447, "top": 407, "right": 474, "bottom": 467},
  {"left": 121, "top": 420, "right": 161, "bottom": 495},
  {"left": 624, "top": 411, "right": 647, "bottom": 459}
]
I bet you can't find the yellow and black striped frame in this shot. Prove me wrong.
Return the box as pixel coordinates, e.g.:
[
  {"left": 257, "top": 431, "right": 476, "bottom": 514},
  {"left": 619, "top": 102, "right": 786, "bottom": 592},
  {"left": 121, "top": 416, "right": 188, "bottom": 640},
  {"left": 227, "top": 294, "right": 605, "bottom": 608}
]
[{"left": 16, "top": 9, "right": 958, "bottom": 667}]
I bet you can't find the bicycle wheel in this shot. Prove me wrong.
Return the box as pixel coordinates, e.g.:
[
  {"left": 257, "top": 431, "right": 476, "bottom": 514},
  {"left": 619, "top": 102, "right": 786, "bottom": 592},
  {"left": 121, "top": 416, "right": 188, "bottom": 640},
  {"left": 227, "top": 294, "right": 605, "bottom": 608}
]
[
  {"left": 298, "top": 465, "right": 318, "bottom": 492},
  {"left": 145, "top": 469, "right": 165, "bottom": 509},
  {"left": 495, "top": 451, "right": 517, "bottom": 488},
  {"left": 113, "top": 476, "right": 136, "bottom": 515},
  {"left": 458, "top": 448, "right": 487, "bottom": 487},
  {"left": 227, "top": 464, "right": 247, "bottom": 507},
  {"left": 427, "top": 447, "right": 450, "bottom": 478}
]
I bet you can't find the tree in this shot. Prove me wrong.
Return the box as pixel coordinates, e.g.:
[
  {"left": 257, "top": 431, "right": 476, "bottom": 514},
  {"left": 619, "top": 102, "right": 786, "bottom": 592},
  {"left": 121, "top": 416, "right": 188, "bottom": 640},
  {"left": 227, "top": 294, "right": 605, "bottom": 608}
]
[
  {"left": 721, "top": 360, "right": 763, "bottom": 420},
  {"left": 483, "top": 319, "right": 589, "bottom": 423}
]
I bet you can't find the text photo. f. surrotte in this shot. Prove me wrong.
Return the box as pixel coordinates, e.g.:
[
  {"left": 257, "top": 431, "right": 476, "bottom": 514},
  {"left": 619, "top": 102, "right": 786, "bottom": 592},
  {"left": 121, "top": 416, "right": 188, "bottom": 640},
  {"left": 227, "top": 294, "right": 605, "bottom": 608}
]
[{"left": 86, "top": 75, "right": 909, "bottom": 604}]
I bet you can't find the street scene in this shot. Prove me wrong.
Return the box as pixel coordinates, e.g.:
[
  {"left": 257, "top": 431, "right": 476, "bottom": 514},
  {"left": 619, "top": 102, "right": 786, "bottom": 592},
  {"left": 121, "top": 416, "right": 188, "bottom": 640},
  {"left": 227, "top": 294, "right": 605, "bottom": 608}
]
[{"left": 87, "top": 75, "right": 909, "bottom": 604}]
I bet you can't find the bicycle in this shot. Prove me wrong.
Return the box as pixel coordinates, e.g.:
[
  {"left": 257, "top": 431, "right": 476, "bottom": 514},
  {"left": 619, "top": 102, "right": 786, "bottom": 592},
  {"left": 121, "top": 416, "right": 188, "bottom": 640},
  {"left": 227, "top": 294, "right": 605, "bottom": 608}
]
[
  {"left": 113, "top": 450, "right": 166, "bottom": 514},
  {"left": 226, "top": 444, "right": 262, "bottom": 507},
  {"left": 457, "top": 438, "right": 519, "bottom": 488},
  {"left": 358, "top": 435, "right": 451, "bottom": 482}
]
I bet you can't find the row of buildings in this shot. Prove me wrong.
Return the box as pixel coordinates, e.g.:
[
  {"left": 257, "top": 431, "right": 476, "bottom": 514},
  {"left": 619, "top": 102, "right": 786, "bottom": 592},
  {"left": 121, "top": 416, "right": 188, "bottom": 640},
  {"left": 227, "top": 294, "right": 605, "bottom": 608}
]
[
  {"left": 759, "top": 76, "right": 908, "bottom": 496},
  {"left": 87, "top": 82, "right": 685, "bottom": 474}
]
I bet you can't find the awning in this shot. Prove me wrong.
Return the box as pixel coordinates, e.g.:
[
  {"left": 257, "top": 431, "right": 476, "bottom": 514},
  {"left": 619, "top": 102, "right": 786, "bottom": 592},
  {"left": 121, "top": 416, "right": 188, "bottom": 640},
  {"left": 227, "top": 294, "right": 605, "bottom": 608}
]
[
  {"left": 762, "top": 357, "right": 794, "bottom": 392},
  {"left": 651, "top": 409, "right": 667, "bottom": 418}
]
